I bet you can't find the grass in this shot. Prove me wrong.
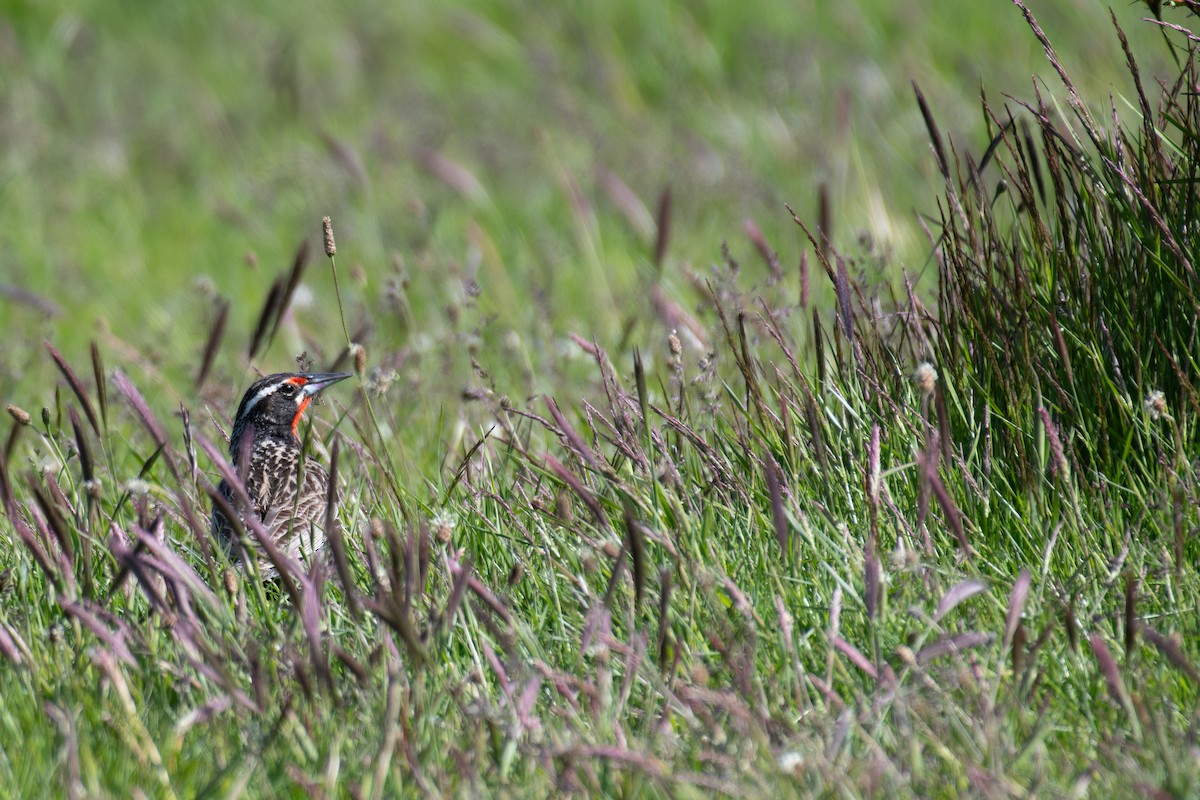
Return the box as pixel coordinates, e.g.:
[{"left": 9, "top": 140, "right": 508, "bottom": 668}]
[{"left": 3, "top": 0, "right": 1200, "bottom": 797}]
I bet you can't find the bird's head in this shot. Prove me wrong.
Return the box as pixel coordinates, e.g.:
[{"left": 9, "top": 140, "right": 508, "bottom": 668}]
[{"left": 228, "top": 372, "right": 351, "bottom": 459}]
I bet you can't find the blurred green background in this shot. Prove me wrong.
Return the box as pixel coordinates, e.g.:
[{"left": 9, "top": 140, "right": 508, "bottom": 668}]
[{"left": 0, "top": 0, "right": 1170, "bottom": 413}]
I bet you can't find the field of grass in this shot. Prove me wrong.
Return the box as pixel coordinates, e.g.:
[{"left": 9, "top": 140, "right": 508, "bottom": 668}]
[{"left": 2, "top": 0, "right": 1200, "bottom": 797}]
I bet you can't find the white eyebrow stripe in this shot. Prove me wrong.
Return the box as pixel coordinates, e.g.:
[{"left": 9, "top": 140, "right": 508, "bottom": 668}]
[{"left": 241, "top": 382, "right": 284, "bottom": 417}]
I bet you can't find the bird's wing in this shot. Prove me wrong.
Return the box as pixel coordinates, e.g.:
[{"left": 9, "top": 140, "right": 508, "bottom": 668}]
[{"left": 260, "top": 459, "right": 332, "bottom": 553}]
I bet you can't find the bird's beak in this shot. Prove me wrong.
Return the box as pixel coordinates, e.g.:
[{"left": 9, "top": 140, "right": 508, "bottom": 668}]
[{"left": 300, "top": 372, "right": 352, "bottom": 397}]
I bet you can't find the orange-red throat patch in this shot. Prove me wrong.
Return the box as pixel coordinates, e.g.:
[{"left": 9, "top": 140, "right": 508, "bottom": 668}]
[{"left": 292, "top": 396, "right": 313, "bottom": 439}]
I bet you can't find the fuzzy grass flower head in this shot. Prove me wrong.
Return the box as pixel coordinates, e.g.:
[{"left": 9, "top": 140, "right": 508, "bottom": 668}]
[
  {"left": 778, "top": 750, "right": 805, "bottom": 774},
  {"left": 6, "top": 405, "right": 31, "bottom": 426},
  {"left": 667, "top": 329, "right": 683, "bottom": 373},
  {"left": 348, "top": 342, "right": 367, "bottom": 377},
  {"left": 123, "top": 478, "right": 153, "bottom": 496},
  {"left": 1143, "top": 389, "right": 1168, "bottom": 420},
  {"left": 322, "top": 215, "right": 337, "bottom": 257},
  {"left": 364, "top": 366, "right": 397, "bottom": 397},
  {"left": 912, "top": 361, "right": 938, "bottom": 397},
  {"left": 431, "top": 509, "right": 457, "bottom": 543}
]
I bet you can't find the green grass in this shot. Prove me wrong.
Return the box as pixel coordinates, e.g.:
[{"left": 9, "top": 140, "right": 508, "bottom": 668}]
[{"left": 2, "top": 0, "right": 1200, "bottom": 797}]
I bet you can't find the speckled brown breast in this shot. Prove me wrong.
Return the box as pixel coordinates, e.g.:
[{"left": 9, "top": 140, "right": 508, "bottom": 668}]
[{"left": 211, "top": 435, "right": 333, "bottom": 577}]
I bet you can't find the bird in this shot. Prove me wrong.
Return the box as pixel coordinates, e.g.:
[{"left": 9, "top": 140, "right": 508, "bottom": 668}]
[{"left": 211, "top": 371, "right": 351, "bottom": 576}]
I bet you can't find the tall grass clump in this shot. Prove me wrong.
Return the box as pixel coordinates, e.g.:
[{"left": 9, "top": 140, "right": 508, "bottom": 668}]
[
  {"left": 933, "top": 5, "right": 1200, "bottom": 496},
  {"left": 1, "top": 5, "right": 1200, "bottom": 797}
]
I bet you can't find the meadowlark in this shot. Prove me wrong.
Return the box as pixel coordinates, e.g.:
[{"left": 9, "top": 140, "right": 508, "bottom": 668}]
[{"left": 211, "top": 372, "right": 350, "bottom": 576}]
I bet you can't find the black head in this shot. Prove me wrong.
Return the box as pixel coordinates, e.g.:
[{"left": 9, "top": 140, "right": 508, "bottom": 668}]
[{"left": 228, "top": 372, "right": 351, "bottom": 459}]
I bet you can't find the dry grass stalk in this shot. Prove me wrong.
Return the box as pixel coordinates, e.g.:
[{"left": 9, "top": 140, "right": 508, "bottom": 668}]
[{"left": 45, "top": 341, "right": 100, "bottom": 436}]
